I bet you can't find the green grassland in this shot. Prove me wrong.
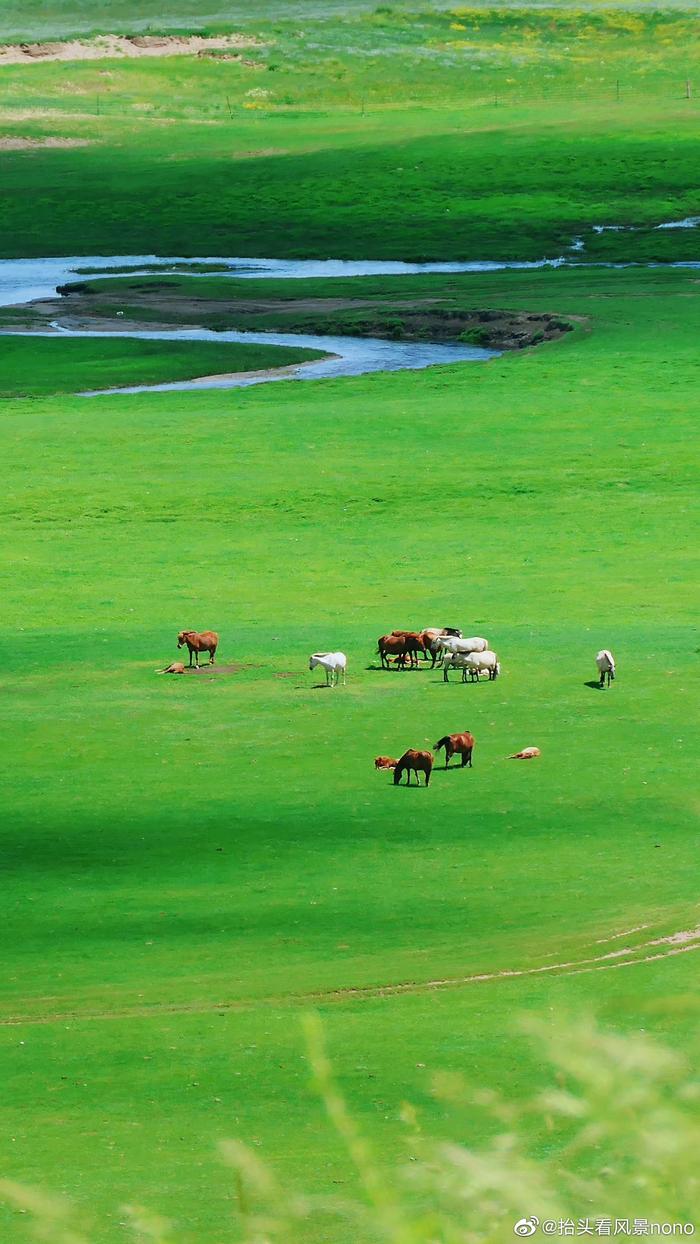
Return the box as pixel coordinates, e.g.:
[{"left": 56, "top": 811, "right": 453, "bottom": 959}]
[
  {"left": 1, "top": 264, "right": 698, "bottom": 1240},
  {"left": 0, "top": 6, "right": 698, "bottom": 261},
  {"left": 0, "top": 336, "right": 323, "bottom": 397},
  {"left": 1, "top": 4, "right": 699, "bottom": 1240}
]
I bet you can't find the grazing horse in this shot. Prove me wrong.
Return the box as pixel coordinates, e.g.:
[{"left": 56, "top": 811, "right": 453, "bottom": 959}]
[
  {"left": 309, "top": 652, "right": 347, "bottom": 686},
  {"left": 378, "top": 633, "right": 425, "bottom": 669},
  {"left": 596, "top": 649, "right": 616, "bottom": 688},
  {"left": 374, "top": 756, "right": 398, "bottom": 770},
  {"left": 434, "top": 731, "right": 475, "bottom": 768},
  {"left": 393, "top": 749, "right": 434, "bottom": 786},
  {"left": 177, "top": 629, "right": 218, "bottom": 668}
]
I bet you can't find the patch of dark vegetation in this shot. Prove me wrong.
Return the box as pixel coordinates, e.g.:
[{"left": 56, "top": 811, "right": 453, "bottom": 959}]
[{"left": 45, "top": 281, "right": 575, "bottom": 351}]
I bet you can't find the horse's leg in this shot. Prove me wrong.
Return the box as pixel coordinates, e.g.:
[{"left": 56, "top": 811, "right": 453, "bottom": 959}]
[
  {"left": 210, "top": 646, "right": 216, "bottom": 665},
  {"left": 424, "top": 767, "right": 431, "bottom": 787},
  {"left": 188, "top": 646, "right": 194, "bottom": 668}
]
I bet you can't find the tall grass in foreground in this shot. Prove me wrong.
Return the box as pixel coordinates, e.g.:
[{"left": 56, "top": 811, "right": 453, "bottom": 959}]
[{"left": 2, "top": 1011, "right": 699, "bottom": 1243}]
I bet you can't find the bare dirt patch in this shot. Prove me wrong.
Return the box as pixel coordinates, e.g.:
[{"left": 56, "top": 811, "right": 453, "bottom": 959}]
[
  {"left": 34, "top": 283, "right": 578, "bottom": 351},
  {"left": 0, "top": 33, "right": 265, "bottom": 66},
  {"left": 232, "top": 148, "right": 291, "bottom": 160},
  {"left": 183, "top": 662, "right": 260, "bottom": 677},
  {"left": 0, "top": 135, "right": 92, "bottom": 149}
]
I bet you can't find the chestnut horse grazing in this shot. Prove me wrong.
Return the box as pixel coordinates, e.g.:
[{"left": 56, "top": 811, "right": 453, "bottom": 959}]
[
  {"left": 434, "top": 731, "right": 475, "bottom": 768},
  {"left": 177, "top": 629, "right": 219, "bottom": 668},
  {"left": 393, "top": 749, "right": 434, "bottom": 786},
  {"left": 374, "top": 756, "right": 398, "bottom": 770}
]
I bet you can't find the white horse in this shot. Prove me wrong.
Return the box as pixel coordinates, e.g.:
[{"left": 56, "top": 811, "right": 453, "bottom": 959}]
[
  {"left": 434, "top": 635, "right": 489, "bottom": 666},
  {"left": 596, "top": 649, "right": 616, "bottom": 687},
  {"left": 309, "top": 651, "right": 347, "bottom": 687}
]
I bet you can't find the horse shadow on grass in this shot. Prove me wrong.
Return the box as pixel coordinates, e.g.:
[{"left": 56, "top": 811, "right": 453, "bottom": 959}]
[{"left": 584, "top": 680, "right": 605, "bottom": 691}]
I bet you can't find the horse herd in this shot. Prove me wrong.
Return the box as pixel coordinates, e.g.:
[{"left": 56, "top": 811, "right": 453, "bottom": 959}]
[
  {"left": 162, "top": 629, "right": 615, "bottom": 692},
  {"left": 159, "top": 630, "right": 615, "bottom": 786},
  {"left": 376, "top": 627, "right": 498, "bottom": 676},
  {"left": 374, "top": 736, "right": 544, "bottom": 786}
]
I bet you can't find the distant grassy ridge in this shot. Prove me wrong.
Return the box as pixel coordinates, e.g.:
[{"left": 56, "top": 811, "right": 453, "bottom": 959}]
[
  {"left": 0, "top": 5, "right": 698, "bottom": 262},
  {"left": 0, "top": 335, "right": 324, "bottom": 396},
  {"left": 0, "top": 119, "right": 698, "bottom": 262}
]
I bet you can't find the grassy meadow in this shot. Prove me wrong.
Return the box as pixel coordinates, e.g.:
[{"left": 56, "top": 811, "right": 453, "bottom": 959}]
[
  {"left": 0, "top": 3, "right": 699, "bottom": 1241},
  {"left": 0, "top": 336, "right": 322, "bottom": 397},
  {"left": 0, "top": 7, "right": 699, "bottom": 260},
  {"left": 1, "top": 264, "right": 699, "bottom": 1240}
]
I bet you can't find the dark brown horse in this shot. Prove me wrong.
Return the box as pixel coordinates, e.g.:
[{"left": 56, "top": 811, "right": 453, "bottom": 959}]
[
  {"left": 434, "top": 731, "right": 475, "bottom": 768},
  {"left": 177, "top": 629, "right": 219, "bottom": 668},
  {"left": 378, "top": 632, "right": 425, "bottom": 669},
  {"left": 393, "top": 749, "right": 434, "bottom": 786}
]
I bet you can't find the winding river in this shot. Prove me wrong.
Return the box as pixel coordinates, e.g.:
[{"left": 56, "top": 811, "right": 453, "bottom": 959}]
[{"left": 1, "top": 250, "right": 697, "bottom": 394}]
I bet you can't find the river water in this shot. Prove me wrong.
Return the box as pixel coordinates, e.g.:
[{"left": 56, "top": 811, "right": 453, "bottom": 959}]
[
  {"left": 0, "top": 253, "right": 551, "bottom": 394},
  {"left": 1, "top": 250, "right": 697, "bottom": 394}
]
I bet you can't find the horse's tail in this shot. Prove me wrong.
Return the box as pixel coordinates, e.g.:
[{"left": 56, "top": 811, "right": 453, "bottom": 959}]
[{"left": 434, "top": 736, "right": 449, "bottom": 752}]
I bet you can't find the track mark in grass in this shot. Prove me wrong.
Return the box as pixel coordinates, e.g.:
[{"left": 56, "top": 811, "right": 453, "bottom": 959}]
[{"left": 2, "top": 926, "right": 699, "bottom": 1029}]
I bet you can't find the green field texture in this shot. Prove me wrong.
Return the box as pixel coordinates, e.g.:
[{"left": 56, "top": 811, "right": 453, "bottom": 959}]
[
  {"left": 2, "top": 4, "right": 699, "bottom": 1239},
  {"left": 0, "top": 336, "right": 323, "bottom": 397},
  {"left": 0, "top": 5, "right": 698, "bottom": 261},
  {"left": 1, "top": 265, "right": 698, "bottom": 1240}
]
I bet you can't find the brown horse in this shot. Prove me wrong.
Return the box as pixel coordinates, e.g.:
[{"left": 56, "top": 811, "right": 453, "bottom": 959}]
[
  {"left": 378, "top": 633, "right": 425, "bottom": 669},
  {"left": 434, "top": 731, "right": 475, "bottom": 768},
  {"left": 374, "top": 756, "right": 398, "bottom": 770},
  {"left": 177, "top": 629, "right": 219, "bottom": 668},
  {"left": 393, "top": 749, "right": 434, "bottom": 786},
  {"left": 156, "top": 661, "right": 186, "bottom": 675}
]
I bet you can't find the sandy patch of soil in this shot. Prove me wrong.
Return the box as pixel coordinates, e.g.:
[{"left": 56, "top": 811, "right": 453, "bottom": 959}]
[
  {"left": 0, "top": 33, "right": 265, "bottom": 66},
  {"left": 0, "top": 135, "right": 92, "bottom": 149},
  {"left": 181, "top": 662, "right": 260, "bottom": 677},
  {"left": 232, "top": 147, "right": 291, "bottom": 159}
]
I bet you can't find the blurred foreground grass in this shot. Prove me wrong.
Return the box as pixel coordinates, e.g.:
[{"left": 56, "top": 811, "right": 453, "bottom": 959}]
[{"left": 2, "top": 1011, "right": 699, "bottom": 1243}]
